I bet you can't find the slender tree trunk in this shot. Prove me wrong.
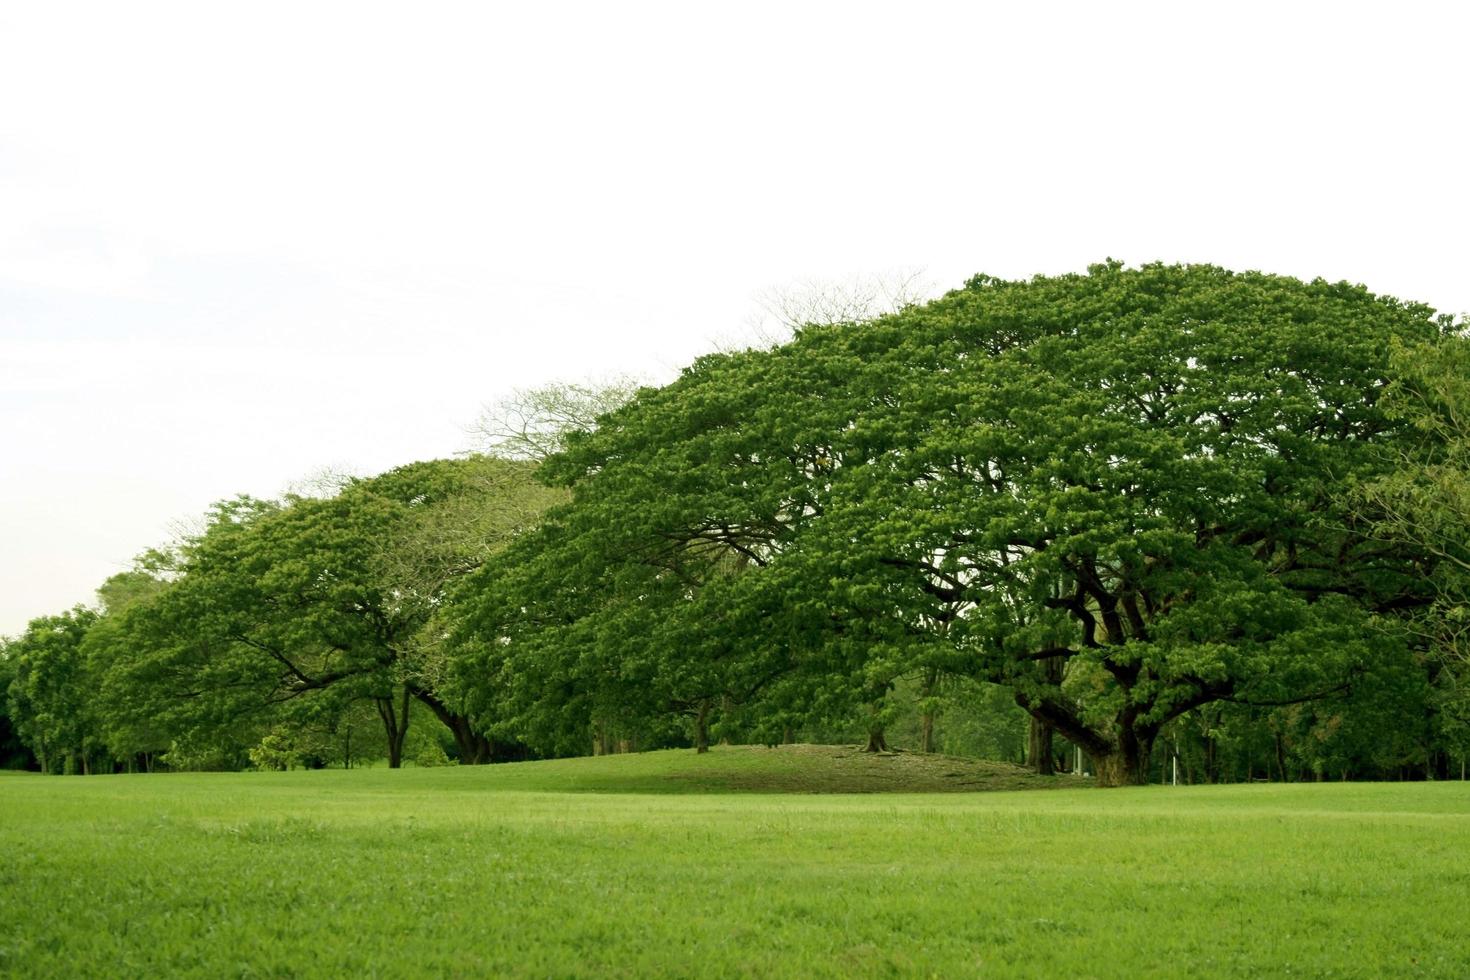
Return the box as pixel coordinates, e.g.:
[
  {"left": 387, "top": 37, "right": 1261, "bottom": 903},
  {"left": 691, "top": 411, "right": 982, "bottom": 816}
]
[
  {"left": 1274, "top": 731, "right": 1288, "bottom": 783},
  {"left": 694, "top": 700, "right": 711, "bottom": 754},
  {"left": 782, "top": 726, "right": 794, "bottom": 745},
  {"left": 593, "top": 721, "right": 612, "bottom": 757},
  {"left": 918, "top": 668, "right": 938, "bottom": 755},
  {"left": 376, "top": 689, "right": 411, "bottom": 769}
]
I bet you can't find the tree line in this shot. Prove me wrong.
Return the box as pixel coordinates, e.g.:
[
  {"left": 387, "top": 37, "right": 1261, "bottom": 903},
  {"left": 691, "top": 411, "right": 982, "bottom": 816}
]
[{"left": 4, "top": 262, "right": 1467, "bottom": 785}]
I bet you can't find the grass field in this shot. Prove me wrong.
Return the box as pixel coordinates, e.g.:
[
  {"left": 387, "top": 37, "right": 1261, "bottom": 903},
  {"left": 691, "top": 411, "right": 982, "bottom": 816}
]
[{"left": 2, "top": 745, "right": 1468, "bottom": 977}]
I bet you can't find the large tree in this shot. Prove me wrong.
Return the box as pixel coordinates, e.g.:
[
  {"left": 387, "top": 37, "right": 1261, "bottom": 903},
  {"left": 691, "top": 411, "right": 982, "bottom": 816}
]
[{"left": 463, "top": 262, "right": 1450, "bottom": 784}]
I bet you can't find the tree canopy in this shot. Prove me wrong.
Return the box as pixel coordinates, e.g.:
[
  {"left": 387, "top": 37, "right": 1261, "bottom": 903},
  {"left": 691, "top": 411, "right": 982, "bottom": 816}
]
[
  {"left": 8, "top": 262, "right": 1465, "bottom": 783},
  {"left": 453, "top": 262, "right": 1455, "bottom": 784},
  {"left": 76, "top": 456, "right": 563, "bottom": 768},
  {"left": 1358, "top": 338, "right": 1470, "bottom": 756}
]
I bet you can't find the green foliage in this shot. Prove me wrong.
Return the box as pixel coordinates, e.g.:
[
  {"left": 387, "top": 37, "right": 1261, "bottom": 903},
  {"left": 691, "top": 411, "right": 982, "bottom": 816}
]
[
  {"left": 0, "top": 642, "right": 35, "bottom": 769},
  {"left": 411, "top": 741, "right": 452, "bottom": 768},
  {"left": 247, "top": 732, "right": 302, "bottom": 771},
  {"left": 5, "top": 608, "right": 103, "bottom": 773},
  {"left": 91, "top": 457, "right": 563, "bottom": 769},
  {"left": 458, "top": 262, "right": 1451, "bottom": 783},
  {"left": 1359, "top": 334, "right": 1470, "bottom": 757},
  {"left": 10, "top": 264, "right": 1464, "bottom": 782}
]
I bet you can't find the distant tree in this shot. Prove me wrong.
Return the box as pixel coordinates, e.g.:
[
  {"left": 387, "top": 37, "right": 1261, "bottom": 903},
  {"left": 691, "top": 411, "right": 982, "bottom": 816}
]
[
  {"left": 87, "top": 498, "right": 284, "bottom": 769},
  {"left": 0, "top": 639, "right": 37, "bottom": 769},
  {"left": 95, "top": 457, "right": 562, "bottom": 767},
  {"left": 5, "top": 608, "right": 103, "bottom": 773},
  {"left": 83, "top": 563, "right": 174, "bottom": 770},
  {"left": 371, "top": 456, "right": 566, "bottom": 761}
]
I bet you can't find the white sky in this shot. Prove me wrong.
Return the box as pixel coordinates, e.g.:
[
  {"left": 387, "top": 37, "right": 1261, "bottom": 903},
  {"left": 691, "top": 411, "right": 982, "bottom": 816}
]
[{"left": 2, "top": 1, "right": 1468, "bottom": 636}]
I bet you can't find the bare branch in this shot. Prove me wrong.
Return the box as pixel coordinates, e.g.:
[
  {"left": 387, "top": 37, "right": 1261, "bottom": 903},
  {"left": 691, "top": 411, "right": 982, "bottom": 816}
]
[{"left": 467, "top": 375, "right": 645, "bottom": 461}]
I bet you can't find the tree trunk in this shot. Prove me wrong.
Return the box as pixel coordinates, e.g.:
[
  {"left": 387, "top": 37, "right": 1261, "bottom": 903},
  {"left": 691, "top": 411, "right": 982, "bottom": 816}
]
[
  {"left": 1027, "top": 716, "right": 1056, "bottom": 775},
  {"left": 466, "top": 731, "right": 496, "bottom": 764},
  {"left": 592, "top": 721, "right": 612, "bottom": 757},
  {"left": 918, "top": 667, "right": 938, "bottom": 755},
  {"left": 1027, "top": 656, "right": 1063, "bottom": 774},
  {"left": 446, "top": 718, "right": 492, "bottom": 764},
  {"left": 376, "top": 688, "right": 411, "bottom": 769},
  {"left": 863, "top": 727, "right": 889, "bottom": 753},
  {"left": 694, "top": 700, "right": 711, "bottom": 754},
  {"left": 436, "top": 716, "right": 494, "bottom": 764},
  {"left": 409, "top": 685, "right": 496, "bottom": 764},
  {"left": 1093, "top": 733, "right": 1154, "bottom": 788}
]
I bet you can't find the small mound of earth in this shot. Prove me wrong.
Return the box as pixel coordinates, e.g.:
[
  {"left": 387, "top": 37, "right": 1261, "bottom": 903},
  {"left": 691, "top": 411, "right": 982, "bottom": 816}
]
[{"left": 667, "top": 743, "right": 1084, "bottom": 794}]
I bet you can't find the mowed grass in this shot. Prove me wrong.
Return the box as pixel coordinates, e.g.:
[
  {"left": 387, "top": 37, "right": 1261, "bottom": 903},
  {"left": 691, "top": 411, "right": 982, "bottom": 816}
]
[{"left": 2, "top": 747, "right": 1468, "bottom": 978}]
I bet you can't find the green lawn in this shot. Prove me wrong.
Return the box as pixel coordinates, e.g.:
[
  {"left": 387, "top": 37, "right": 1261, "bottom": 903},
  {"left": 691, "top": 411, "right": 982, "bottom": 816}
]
[{"left": 2, "top": 746, "right": 1467, "bottom": 977}]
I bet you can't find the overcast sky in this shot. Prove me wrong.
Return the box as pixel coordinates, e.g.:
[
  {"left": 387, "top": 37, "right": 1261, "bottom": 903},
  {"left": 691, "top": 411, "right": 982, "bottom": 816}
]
[{"left": 2, "top": 1, "right": 1467, "bottom": 636}]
